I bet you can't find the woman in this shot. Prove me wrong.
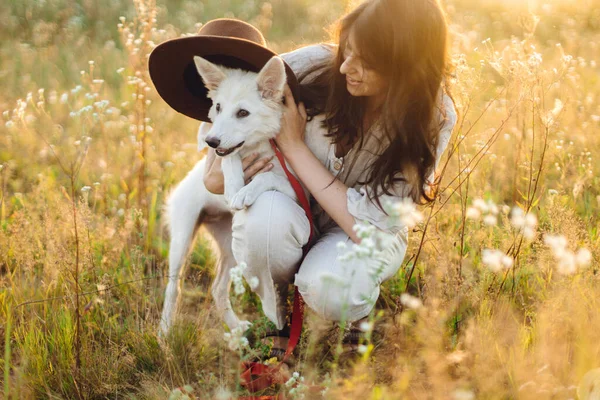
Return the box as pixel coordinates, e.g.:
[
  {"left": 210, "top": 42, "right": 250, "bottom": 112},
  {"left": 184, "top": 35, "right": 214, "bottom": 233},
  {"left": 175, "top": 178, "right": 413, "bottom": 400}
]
[{"left": 204, "top": 0, "right": 457, "bottom": 350}]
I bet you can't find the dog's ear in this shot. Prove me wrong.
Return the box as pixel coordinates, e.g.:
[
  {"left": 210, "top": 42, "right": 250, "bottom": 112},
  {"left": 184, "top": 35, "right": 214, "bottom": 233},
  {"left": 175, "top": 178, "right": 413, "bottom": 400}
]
[
  {"left": 256, "top": 56, "right": 286, "bottom": 100},
  {"left": 194, "top": 56, "right": 226, "bottom": 91}
]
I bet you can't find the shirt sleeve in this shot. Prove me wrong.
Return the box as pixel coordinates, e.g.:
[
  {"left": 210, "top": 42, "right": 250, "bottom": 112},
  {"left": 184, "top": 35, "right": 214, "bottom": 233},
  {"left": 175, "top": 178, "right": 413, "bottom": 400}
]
[
  {"left": 280, "top": 44, "right": 335, "bottom": 77},
  {"left": 346, "top": 91, "right": 458, "bottom": 234}
]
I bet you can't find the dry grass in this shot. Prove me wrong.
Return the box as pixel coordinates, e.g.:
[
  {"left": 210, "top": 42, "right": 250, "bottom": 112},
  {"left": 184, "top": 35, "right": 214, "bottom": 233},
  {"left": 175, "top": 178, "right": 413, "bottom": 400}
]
[{"left": 0, "top": 0, "right": 599, "bottom": 398}]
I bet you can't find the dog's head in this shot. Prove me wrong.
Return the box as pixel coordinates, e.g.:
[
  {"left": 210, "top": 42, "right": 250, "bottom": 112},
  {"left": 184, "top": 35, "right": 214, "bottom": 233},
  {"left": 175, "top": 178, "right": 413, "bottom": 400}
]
[{"left": 193, "top": 56, "right": 287, "bottom": 157}]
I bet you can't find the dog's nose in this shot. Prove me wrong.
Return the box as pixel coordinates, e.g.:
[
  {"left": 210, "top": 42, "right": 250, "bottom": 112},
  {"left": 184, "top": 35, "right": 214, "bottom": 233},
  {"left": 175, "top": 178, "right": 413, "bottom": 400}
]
[{"left": 205, "top": 137, "right": 221, "bottom": 149}]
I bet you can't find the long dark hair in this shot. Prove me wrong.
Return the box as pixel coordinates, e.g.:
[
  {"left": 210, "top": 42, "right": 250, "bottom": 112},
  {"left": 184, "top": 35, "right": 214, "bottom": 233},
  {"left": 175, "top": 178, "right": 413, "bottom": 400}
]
[{"left": 299, "top": 0, "right": 453, "bottom": 207}]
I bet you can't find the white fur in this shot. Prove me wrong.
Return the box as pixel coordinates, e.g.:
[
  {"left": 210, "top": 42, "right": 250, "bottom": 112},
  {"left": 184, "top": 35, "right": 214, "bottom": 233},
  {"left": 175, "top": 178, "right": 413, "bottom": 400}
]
[{"left": 159, "top": 57, "right": 327, "bottom": 336}]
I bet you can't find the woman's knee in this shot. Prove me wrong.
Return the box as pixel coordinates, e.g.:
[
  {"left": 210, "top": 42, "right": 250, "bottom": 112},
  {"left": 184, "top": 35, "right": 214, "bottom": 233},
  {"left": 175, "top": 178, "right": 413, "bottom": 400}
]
[{"left": 297, "top": 271, "right": 377, "bottom": 322}]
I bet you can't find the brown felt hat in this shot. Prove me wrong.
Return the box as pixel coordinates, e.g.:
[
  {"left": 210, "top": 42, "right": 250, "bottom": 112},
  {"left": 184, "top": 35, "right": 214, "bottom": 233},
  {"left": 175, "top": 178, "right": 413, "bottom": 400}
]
[{"left": 148, "top": 18, "right": 299, "bottom": 122}]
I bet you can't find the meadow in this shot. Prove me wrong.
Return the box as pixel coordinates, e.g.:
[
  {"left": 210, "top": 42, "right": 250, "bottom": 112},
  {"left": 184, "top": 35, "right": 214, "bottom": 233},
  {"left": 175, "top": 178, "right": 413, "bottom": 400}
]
[{"left": 1, "top": 0, "right": 599, "bottom": 398}]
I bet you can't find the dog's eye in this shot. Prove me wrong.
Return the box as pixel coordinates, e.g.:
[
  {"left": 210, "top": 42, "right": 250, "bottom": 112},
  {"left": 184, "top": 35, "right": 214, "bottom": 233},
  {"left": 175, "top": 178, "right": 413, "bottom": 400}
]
[
  {"left": 237, "top": 109, "right": 250, "bottom": 118},
  {"left": 216, "top": 103, "right": 221, "bottom": 113}
]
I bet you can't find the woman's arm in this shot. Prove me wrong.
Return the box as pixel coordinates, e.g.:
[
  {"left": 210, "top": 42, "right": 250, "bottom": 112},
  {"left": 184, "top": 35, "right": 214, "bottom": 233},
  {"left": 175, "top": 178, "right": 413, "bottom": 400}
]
[{"left": 276, "top": 86, "right": 361, "bottom": 243}]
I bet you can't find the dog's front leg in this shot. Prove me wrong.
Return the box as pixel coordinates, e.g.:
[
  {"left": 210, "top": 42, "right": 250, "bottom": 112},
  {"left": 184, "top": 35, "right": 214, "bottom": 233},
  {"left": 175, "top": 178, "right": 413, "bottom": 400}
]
[
  {"left": 229, "top": 171, "right": 296, "bottom": 210},
  {"left": 221, "top": 154, "right": 245, "bottom": 207}
]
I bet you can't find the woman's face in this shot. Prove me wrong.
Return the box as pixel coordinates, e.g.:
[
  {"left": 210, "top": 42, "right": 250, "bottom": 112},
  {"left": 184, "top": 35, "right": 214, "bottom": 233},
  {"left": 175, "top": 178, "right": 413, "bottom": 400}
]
[{"left": 339, "top": 32, "right": 386, "bottom": 99}]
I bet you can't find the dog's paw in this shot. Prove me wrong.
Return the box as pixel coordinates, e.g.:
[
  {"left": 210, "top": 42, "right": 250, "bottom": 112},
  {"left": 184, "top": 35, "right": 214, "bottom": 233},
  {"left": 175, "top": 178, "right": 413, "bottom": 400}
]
[{"left": 229, "top": 186, "right": 259, "bottom": 210}]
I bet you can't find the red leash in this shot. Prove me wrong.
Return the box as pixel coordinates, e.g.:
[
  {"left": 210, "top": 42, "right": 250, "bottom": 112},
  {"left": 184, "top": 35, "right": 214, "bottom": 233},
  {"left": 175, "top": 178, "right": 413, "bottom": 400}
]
[{"left": 238, "top": 140, "right": 315, "bottom": 399}]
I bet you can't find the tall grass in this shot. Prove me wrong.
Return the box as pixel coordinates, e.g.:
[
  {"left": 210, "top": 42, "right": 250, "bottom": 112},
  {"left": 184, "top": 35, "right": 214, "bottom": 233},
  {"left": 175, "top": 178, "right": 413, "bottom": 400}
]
[{"left": 0, "top": 0, "right": 599, "bottom": 398}]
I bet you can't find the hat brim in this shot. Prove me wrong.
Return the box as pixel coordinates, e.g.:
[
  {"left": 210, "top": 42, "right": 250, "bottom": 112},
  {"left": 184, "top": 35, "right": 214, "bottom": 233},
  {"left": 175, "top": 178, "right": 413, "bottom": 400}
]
[{"left": 149, "top": 35, "right": 300, "bottom": 122}]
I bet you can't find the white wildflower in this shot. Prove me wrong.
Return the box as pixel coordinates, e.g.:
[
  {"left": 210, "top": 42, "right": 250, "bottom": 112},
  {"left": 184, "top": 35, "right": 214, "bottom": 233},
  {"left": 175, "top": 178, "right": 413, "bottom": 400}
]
[
  {"left": 548, "top": 189, "right": 558, "bottom": 196},
  {"left": 465, "top": 207, "right": 481, "bottom": 220},
  {"left": 543, "top": 234, "right": 592, "bottom": 274},
  {"left": 338, "top": 222, "right": 379, "bottom": 262},
  {"left": 483, "top": 214, "right": 498, "bottom": 226},
  {"left": 400, "top": 293, "right": 423, "bottom": 309},
  {"left": 81, "top": 186, "right": 91, "bottom": 192},
  {"left": 528, "top": 52, "right": 543, "bottom": 68},
  {"left": 248, "top": 276, "right": 259, "bottom": 290},
  {"left": 556, "top": 251, "right": 577, "bottom": 275},
  {"left": 223, "top": 325, "right": 249, "bottom": 352},
  {"left": 543, "top": 234, "right": 568, "bottom": 255},
  {"left": 230, "top": 262, "right": 247, "bottom": 296},
  {"left": 391, "top": 197, "right": 424, "bottom": 228},
  {"left": 473, "top": 198, "right": 488, "bottom": 213},
  {"left": 5, "top": 121, "right": 14, "bottom": 129},
  {"left": 510, "top": 207, "right": 537, "bottom": 240},
  {"left": 359, "top": 321, "right": 373, "bottom": 333},
  {"left": 357, "top": 344, "right": 368, "bottom": 354},
  {"left": 575, "top": 248, "right": 592, "bottom": 267},
  {"left": 214, "top": 387, "right": 233, "bottom": 400},
  {"left": 482, "top": 249, "right": 513, "bottom": 272},
  {"left": 453, "top": 389, "right": 476, "bottom": 400}
]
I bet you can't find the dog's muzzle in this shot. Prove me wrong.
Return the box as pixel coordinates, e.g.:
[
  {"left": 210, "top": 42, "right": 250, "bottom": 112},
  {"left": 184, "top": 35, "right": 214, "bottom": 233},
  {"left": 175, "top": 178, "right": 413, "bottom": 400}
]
[{"left": 215, "top": 141, "right": 245, "bottom": 157}]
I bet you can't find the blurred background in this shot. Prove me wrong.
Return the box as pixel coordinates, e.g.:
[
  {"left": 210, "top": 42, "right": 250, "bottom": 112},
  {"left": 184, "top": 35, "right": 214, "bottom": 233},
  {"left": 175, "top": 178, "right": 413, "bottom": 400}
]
[{"left": 1, "top": 0, "right": 599, "bottom": 398}]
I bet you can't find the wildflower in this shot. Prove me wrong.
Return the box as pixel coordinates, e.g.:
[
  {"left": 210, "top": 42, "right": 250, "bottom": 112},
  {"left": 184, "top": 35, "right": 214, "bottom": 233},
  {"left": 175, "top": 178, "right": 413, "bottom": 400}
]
[
  {"left": 453, "top": 389, "right": 476, "bottom": 400},
  {"left": 391, "top": 197, "right": 424, "bottom": 229},
  {"left": 544, "top": 234, "right": 568, "bottom": 254},
  {"left": 548, "top": 189, "right": 558, "bottom": 195},
  {"left": 576, "top": 248, "right": 592, "bottom": 267},
  {"left": 214, "top": 387, "right": 233, "bottom": 400},
  {"left": 400, "top": 293, "right": 423, "bottom": 309},
  {"left": 465, "top": 207, "right": 481, "bottom": 220},
  {"left": 5, "top": 121, "right": 14, "bottom": 129},
  {"left": 528, "top": 52, "right": 543, "bottom": 68},
  {"left": 81, "top": 186, "right": 91, "bottom": 192},
  {"left": 117, "top": 208, "right": 125, "bottom": 217},
  {"left": 472, "top": 198, "right": 488, "bottom": 213},
  {"left": 543, "top": 234, "right": 592, "bottom": 275},
  {"left": 510, "top": 207, "right": 537, "bottom": 240},
  {"left": 482, "top": 249, "right": 513, "bottom": 272},
  {"left": 338, "top": 222, "right": 379, "bottom": 262},
  {"left": 60, "top": 93, "right": 69, "bottom": 103},
  {"left": 97, "top": 284, "right": 107, "bottom": 295},
  {"left": 285, "top": 371, "right": 307, "bottom": 398},
  {"left": 223, "top": 325, "right": 249, "bottom": 352},
  {"left": 248, "top": 276, "right": 259, "bottom": 290},
  {"left": 336, "top": 241, "right": 347, "bottom": 251},
  {"left": 357, "top": 344, "right": 368, "bottom": 354},
  {"left": 483, "top": 214, "right": 497, "bottom": 226},
  {"left": 359, "top": 321, "right": 373, "bottom": 333},
  {"left": 230, "top": 262, "right": 247, "bottom": 296}
]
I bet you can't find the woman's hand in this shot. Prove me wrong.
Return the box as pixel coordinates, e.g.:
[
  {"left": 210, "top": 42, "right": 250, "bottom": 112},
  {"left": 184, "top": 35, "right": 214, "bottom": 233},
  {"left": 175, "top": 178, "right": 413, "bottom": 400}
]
[
  {"left": 203, "top": 150, "right": 275, "bottom": 194},
  {"left": 275, "top": 84, "right": 308, "bottom": 155}
]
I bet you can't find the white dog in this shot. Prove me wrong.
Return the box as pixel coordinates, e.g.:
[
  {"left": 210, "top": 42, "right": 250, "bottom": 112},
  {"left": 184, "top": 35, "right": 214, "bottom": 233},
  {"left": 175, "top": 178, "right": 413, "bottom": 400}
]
[{"left": 159, "top": 55, "right": 327, "bottom": 336}]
